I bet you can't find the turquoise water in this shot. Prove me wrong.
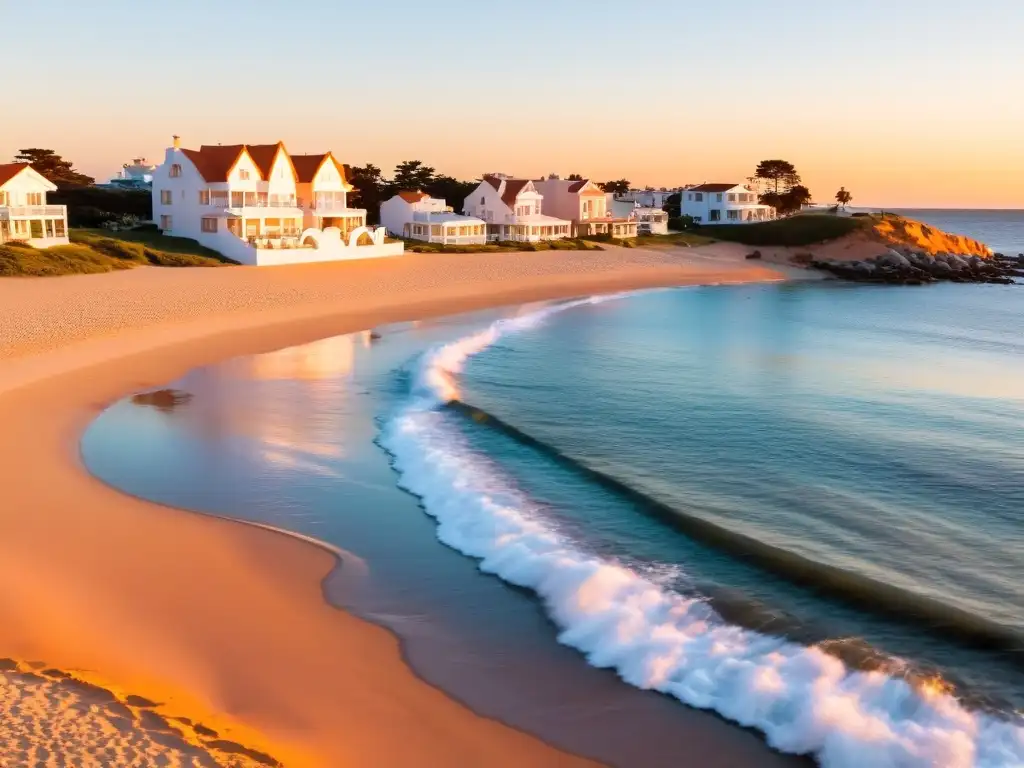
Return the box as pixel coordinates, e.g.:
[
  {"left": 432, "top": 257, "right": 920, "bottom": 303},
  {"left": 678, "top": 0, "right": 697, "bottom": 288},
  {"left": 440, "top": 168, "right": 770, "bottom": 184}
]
[{"left": 83, "top": 281, "right": 1024, "bottom": 766}]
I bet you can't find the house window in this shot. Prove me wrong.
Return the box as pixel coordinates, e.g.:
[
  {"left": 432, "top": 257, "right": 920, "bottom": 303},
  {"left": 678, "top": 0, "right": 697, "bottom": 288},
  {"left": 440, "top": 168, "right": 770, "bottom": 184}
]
[
  {"left": 231, "top": 191, "right": 244, "bottom": 207},
  {"left": 160, "top": 190, "right": 172, "bottom": 205},
  {"left": 716, "top": 193, "right": 723, "bottom": 202},
  {"left": 431, "top": 225, "right": 441, "bottom": 236},
  {"left": 54, "top": 219, "right": 66, "bottom": 237},
  {"left": 0, "top": 191, "right": 7, "bottom": 205},
  {"left": 199, "top": 190, "right": 211, "bottom": 205},
  {"left": 694, "top": 193, "right": 703, "bottom": 202},
  {"left": 727, "top": 194, "right": 736, "bottom": 202},
  {"left": 480, "top": 196, "right": 485, "bottom": 204},
  {"left": 170, "top": 164, "right": 182, "bottom": 177},
  {"left": 709, "top": 210, "right": 721, "bottom": 222},
  {"left": 201, "top": 217, "right": 218, "bottom": 233},
  {"left": 26, "top": 192, "right": 43, "bottom": 205},
  {"left": 160, "top": 215, "right": 173, "bottom": 230},
  {"left": 727, "top": 210, "right": 739, "bottom": 220},
  {"left": 239, "top": 169, "right": 250, "bottom": 180}
]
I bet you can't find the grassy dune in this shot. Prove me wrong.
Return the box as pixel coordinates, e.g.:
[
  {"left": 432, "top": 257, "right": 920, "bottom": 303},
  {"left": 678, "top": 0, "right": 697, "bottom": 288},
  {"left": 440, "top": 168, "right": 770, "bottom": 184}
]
[{"left": 0, "top": 229, "right": 235, "bottom": 277}]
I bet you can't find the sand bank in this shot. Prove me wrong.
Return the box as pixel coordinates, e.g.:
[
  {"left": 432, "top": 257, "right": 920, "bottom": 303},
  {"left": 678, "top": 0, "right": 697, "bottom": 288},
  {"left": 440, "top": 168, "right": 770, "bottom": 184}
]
[{"left": 0, "top": 245, "right": 788, "bottom": 766}]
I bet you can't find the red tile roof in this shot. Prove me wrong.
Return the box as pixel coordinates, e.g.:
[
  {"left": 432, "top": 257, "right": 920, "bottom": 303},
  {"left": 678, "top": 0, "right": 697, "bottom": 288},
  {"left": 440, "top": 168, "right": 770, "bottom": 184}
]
[
  {"left": 567, "top": 180, "right": 588, "bottom": 193},
  {"left": 0, "top": 163, "right": 30, "bottom": 187},
  {"left": 397, "top": 190, "right": 428, "bottom": 203},
  {"left": 689, "top": 183, "right": 741, "bottom": 193},
  {"left": 291, "top": 152, "right": 348, "bottom": 185},
  {"left": 481, "top": 176, "right": 532, "bottom": 207},
  {"left": 180, "top": 145, "right": 246, "bottom": 182},
  {"left": 245, "top": 143, "right": 283, "bottom": 179}
]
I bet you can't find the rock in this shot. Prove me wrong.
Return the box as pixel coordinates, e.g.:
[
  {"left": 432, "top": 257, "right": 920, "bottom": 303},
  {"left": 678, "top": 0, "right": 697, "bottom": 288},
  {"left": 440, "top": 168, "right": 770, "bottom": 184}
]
[
  {"left": 929, "top": 261, "right": 953, "bottom": 276},
  {"left": 879, "top": 252, "right": 911, "bottom": 268},
  {"left": 745, "top": 250, "right": 762, "bottom": 260}
]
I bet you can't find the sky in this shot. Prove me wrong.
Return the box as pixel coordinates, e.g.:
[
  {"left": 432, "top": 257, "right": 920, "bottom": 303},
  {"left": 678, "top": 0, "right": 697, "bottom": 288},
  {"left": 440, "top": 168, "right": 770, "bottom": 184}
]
[{"left": 3, "top": 0, "right": 1022, "bottom": 208}]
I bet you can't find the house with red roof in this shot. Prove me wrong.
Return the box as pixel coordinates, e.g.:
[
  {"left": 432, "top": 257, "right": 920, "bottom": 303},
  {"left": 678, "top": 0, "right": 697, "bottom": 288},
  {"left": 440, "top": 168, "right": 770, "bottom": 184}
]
[
  {"left": 151, "top": 136, "right": 401, "bottom": 265},
  {"left": 379, "top": 191, "right": 487, "bottom": 245},
  {"left": 462, "top": 175, "right": 571, "bottom": 242},
  {"left": 681, "top": 183, "right": 775, "bottom": 224},
  {"left": 533, "top": 177, "right": 638, "bottom": 239},
  {"left": 0, "top": 163, "right": 69, "bottom": 248}
]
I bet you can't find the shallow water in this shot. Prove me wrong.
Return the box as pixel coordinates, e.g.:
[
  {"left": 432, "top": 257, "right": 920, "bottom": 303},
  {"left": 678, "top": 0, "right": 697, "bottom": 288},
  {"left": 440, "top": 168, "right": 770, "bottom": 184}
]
[{"left": 84, "top": 282, "right": 1024, "bottom": 767}]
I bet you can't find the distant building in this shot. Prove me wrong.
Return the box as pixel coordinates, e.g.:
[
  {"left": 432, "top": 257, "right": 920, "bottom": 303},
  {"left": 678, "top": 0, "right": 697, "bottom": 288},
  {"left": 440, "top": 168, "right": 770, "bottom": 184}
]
[
  {"left": 0, "top": 163, "right": 69, "bottom": 247},
  {"left": 108, "top": 157, "right": 157, "bottom": 189},
  {"left": 533, "top": 177, "right": 637, "bottom": 239},
  {"left": 615, "top": 188, "right": 679, "bottom": 209},
  {"left": 380, "top": 191, "right": 486, "bottom": 245},
  {"left": 462, "top": 176, "right": 571, "bottom": 242},
  {"left": 151, "top": 136, "right": 401, "bottom": 265},
  {"left": 681, "top": 183, "right": 775, "bottom": 224}
]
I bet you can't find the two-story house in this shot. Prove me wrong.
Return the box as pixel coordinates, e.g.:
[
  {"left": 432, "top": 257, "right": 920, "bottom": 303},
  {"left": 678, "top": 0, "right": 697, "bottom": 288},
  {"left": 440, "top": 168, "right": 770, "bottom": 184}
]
[
  {"left": 462, "top": 175, "right": 570, "bottom": 242},
  {"left": 681, "top": 183, "right": 775, "bottom": 225},
  {"left": 380, "top": 191, "right": 487, "bottom": 245},
  {"left": 533, "top": 177, "right": 637, "bottom": 238},
  {"left": 151, "top": 136, "right": 400, "bottom": 266},
  {"left": 0, "top": 163, "right": 69, "bottom": 247}
]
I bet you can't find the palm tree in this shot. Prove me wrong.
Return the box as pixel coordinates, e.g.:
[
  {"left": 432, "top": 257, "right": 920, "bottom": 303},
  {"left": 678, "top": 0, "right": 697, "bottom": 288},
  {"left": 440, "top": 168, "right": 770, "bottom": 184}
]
[{"left": 835, "top": 187, "right": 853, "bottom": 210}]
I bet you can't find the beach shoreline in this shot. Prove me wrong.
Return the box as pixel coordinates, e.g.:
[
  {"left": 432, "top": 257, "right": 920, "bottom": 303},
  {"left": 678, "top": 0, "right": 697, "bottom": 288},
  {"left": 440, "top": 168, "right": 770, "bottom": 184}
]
[{"left": 0, "top": 245, "right": 793, "bottom": 766}]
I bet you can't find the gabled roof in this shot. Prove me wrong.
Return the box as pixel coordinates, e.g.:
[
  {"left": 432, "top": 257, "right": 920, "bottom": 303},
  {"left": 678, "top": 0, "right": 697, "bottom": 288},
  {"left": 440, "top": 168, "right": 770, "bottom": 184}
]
[
  {"left": 689, "top": 183, "right": 743, "bottom": 193},
  {"left": 397, "top": 190, "right": 428, "bottom": 203},
  {"left": 0, "top": 163, "right": 30, "bottom": 188},
  {"left": 180, "top": 145, "right": 247, "bottom": 182},
  {"left": 568, "top": 179, "right": 589, "bottom": 193},
  {"left": 290, "top": 151, "right": 349, "bottom": 187},
  {"left": 246, "top": 142, "right": 297, "bottom": 181},
  {"left": 484, "top": 175, "right": 533, "bottom": 207}
]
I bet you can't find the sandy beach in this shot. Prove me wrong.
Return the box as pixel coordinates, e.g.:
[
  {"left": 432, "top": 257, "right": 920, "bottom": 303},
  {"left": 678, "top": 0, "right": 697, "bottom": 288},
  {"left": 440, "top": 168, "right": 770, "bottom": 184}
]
[{"left": 0, "top": 244, "right": 790, "bottom": 766}]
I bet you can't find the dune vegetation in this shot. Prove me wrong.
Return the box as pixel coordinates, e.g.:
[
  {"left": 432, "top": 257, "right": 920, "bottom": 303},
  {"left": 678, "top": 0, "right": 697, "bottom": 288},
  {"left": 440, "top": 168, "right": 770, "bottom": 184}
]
[{"left": 0, "top": 229, "right": 235, "bottom": 277}]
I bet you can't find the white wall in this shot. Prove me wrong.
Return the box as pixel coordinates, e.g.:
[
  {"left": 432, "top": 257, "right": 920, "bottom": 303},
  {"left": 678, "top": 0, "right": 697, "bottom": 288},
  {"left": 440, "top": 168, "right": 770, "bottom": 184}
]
[
  {"left": 0, "top": 168, "right": 56, "bottom": 205},
  {"left": 152, "top": 146, "right": 205, "bottom": 237},
  {"left": 379, "top": 196, "right": 412, "bottom": 237}
]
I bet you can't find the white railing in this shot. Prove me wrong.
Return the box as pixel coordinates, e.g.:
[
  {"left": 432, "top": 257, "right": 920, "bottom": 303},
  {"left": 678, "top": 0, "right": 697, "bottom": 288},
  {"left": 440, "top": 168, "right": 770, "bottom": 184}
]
[
  {"left": 0, "top": 205, "right": 66, "bottom": 217},
  {"left": 223, "top": 199, "right": 300, "bottom": 209}
]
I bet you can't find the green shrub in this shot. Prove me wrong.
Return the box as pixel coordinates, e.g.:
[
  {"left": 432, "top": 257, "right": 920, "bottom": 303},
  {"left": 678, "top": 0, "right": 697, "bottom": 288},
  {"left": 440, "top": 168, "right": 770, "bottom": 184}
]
[{"left": 704, "top": 215, "right": 866, "bottom": 247}]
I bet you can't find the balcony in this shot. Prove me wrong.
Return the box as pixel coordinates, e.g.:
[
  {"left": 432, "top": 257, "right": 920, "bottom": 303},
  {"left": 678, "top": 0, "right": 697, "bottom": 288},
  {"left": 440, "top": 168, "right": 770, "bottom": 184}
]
[{"left": 0, "top": 204, "right": 67, "bottom": 218}]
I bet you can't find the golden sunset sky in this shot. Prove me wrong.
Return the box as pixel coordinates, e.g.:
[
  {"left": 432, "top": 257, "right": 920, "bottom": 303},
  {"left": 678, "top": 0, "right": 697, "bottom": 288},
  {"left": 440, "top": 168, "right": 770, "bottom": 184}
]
[{"left": 4, "top": 0, "right": 1022, "bottom": 208}]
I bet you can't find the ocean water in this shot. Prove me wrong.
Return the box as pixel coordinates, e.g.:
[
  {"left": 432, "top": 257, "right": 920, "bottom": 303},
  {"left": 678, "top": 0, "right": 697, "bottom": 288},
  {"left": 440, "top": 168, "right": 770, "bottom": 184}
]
[{"left": 83, "top": 282, "right": 1024, "bottom": 767}]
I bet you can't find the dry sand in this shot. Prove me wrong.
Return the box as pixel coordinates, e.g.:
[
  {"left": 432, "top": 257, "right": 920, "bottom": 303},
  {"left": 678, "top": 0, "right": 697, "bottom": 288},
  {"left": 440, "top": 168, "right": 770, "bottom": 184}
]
[{"left": 0, "top": 245, "right": 791, "bottom": 766}]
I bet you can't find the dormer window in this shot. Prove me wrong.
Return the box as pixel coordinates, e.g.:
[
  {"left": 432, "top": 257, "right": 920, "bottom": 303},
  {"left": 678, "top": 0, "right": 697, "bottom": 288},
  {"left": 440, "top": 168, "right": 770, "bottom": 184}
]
[
  {"left": 239, "top": 169, "right": 250, "bottom": 180},
  {"left": 170, "top": 164, "right": 182, "bottom": 178}
]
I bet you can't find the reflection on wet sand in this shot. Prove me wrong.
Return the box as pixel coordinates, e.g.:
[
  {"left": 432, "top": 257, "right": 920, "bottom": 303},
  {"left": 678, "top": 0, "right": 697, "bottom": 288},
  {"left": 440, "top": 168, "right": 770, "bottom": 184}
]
[{"left": 133, "top": 332, "right": 369, "bottom": 471}]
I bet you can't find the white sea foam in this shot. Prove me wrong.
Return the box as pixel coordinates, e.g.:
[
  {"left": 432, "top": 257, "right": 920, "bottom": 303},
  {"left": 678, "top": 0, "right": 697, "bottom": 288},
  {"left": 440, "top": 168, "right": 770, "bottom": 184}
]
[{"left": 378, "top": 297, "right": 1024, "bottom": 768}]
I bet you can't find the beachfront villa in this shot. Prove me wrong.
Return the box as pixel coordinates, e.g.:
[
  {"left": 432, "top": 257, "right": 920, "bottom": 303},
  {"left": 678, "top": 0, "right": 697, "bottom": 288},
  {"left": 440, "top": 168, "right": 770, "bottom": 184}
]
[
  {"left": 151, "top": 137, "right": 402, "bottom": 266},
  {"left": 380, "top": 191, "right": 487, "bottom": 245},
  {"left": 0, "top": 163, "right": 69, "bottom": 248},
  {"left": 615, "top": 188, "right": 679, "bottom": 209},
  {"left": 462, "top": 175, "right": 571, "bottom": 242},
  {"left": 681, "top": 183, "right": 776, "bottom": 224},
  {"left": 633, "top": 207, "right": 670, "bottom": 235},
  {"left": 533, "top": 177, "right": 638, "bottom": 239}
]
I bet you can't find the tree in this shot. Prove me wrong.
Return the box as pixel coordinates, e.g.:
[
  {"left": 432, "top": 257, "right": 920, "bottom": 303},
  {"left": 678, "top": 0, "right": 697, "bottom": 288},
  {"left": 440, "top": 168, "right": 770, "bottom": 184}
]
[
  {"left": 835, "top": 187, "right": 853, "bottom": 210},
  {"left": 14, "top": 148, "right": 94, "bottom": 187},
  {"left": 566, "top": 173, "right": 584, "bottom": 181},
  {"left": 347, "top": 164, "right": 385, "bottom": 224},
  {"left": 762, "top": 185, "right": 813, "bottom": 216},
  {"left": 598, "top": 179, "right": 631, "bottom": 195},
  {"left": 663, "top": 192, "right": 682, "bottom": 218},
  {"left": 423, "top": 175, "right": 477, "bottom": 213},
  {"left": 391, "top": 160, "right": 436, "bottom": 193},
  {"left": 754, "top": 159, "right": 800, "bottom": 195}
]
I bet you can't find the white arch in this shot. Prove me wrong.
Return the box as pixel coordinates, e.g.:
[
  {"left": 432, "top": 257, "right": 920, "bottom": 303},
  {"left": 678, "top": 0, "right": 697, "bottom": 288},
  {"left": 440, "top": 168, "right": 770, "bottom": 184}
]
[{"left": 299, "top": 228, "right": 323, "bottom": 249}]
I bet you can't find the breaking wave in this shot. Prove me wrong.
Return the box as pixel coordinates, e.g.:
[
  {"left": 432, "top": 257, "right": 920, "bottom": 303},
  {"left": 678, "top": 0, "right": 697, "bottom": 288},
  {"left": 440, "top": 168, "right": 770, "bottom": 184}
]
[{"left": 377, "top": 297, "right": 1024, "bottom": 767}]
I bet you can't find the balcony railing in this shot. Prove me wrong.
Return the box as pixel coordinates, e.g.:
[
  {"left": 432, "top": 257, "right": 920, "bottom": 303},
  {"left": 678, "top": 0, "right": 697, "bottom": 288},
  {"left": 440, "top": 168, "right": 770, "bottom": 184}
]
[
  {"left": 223, "top": 199, "right": 300, "bottom": 209},
  {"left": 0, "top": 205, "right": 67, "bottom": 217}
]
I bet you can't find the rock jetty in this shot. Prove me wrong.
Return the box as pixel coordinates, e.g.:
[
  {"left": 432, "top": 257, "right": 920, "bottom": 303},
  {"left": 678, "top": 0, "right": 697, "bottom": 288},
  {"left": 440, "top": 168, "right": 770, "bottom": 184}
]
[{"left": 812, "top": 250, "right": 1023, "bottom": 286}]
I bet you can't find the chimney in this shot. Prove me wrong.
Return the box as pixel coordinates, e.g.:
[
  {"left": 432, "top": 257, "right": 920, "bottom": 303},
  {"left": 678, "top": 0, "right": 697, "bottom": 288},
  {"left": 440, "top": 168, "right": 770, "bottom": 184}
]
[{"left": 172, "top": 135, "right": 181, "bottom": 150}]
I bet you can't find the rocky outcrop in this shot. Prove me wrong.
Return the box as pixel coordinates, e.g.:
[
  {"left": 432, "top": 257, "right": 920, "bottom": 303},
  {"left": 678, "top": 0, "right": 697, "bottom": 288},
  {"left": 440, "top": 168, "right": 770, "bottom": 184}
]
[
  {"left": 812, "top": 250, "right": 1022, "bottom": 286},
  {"left": 871, "top": 216, "right": 991, "bottom": 258}
]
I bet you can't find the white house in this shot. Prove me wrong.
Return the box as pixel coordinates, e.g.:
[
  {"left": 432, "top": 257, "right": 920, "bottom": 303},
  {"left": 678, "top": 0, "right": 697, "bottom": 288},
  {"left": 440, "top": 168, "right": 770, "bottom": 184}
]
[
  {"left": 151, "top": 136, "right": 402, "bottom": 266},
  {"left": 0, "top": 163, "right": 69, "bottom": 247},
  {"left": 462, "top": 175, "right": 570, "bottom": 242},
  {"left": 616, "top": 188, "right": 679, "bottom": 209},
  {"left": 106, "top": 157, "right": 156, "bottom": 190},
  {"left": 533, "top": 177, "right": 637, "bottom": 238},
  {"left": 633, "top": 207, "right": 669, "bottom": 235},
  {"left": 380, "top": 191, "right": 486, "bottom": 245},
  {"left": 681, "top": 183, "right": 775, "bottom": 225}
]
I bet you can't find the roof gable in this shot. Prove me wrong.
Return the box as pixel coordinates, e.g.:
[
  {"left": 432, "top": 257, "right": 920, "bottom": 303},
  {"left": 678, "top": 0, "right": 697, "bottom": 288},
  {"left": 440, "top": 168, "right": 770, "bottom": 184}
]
[
  {"left": 247, "top": 142, "right": 296, "bottom": 182},
  {"left": 501, "top": 179, "right": 532, "bottom": 207},
  {"left": 0, "top": 163, "right": 31, "bottom": 188},
  {"left": 291, "top": 152, "right": 349, "bottom": 188},
  {"left": 181, "top": 145, "right": 246, "bottom": 182}
]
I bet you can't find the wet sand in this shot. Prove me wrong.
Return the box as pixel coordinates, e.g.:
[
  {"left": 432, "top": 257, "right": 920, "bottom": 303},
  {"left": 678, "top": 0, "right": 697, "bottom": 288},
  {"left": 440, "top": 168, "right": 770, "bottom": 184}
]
[{"left": 0, "top": 245, "right": 791, "bottom": 766}]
